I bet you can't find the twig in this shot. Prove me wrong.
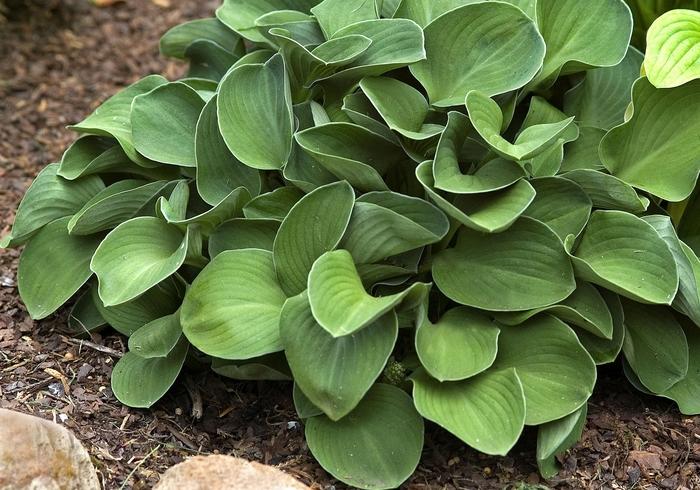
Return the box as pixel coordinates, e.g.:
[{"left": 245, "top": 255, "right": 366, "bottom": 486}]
[
  {"left": 118, "top": 444, "right": 160, "bottom": 490},
  {"left": 62, "top": 337, "right": 123, "bottom": 358},
  {"left": 4, "top": 377, "right": 53, "bottom": 395}
]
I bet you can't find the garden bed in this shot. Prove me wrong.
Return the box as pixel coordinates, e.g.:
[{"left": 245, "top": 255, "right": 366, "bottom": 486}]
[{"left": 0, "top": 1, "right": 698, "bottom": 488}]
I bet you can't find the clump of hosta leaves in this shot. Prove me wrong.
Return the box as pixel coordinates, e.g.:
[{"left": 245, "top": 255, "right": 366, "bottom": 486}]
[{"left": 4, "top": 0, "right": 700, "bottom": 488}]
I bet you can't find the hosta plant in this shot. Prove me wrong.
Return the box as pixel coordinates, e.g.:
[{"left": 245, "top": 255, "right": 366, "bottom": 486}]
[{"left": 5, "top": 0, "right": 700, "bottom": 487}]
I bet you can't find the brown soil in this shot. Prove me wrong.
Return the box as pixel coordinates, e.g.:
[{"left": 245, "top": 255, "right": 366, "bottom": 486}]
[{"left": 0, "top": 1, "right": 698, "bottom": 489}]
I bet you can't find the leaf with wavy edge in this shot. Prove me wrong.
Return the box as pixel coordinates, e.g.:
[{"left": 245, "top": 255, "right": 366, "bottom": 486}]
[
  {"left": 243, "top": 187, "right": 304, "bottom": 220},
  {"left": 128, "top": 312, "right": 182, "bottom": 359},
  {"left": 523, "top": 177, "right": 591, "bottom": 240},
  {"left": 645, "top": 9, "right": 700, "bottom": 88},
  {"left": 208, "top": 218, "right": 280, "bottom": 257},
  {"left": 311, "top": 0, "right": 378, "bottom": 38},
  {"left": 560, "top": 169, "right": 649, "bottom": 214},
  {"left": 215, "top": 0, "right": 319, "bottom": 43},
  {"left": 160, "top": 17, "right": 243, "bottom": 59}
]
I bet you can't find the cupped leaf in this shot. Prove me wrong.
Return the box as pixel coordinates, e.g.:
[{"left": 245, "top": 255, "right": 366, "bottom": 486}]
[
  {"left": 570, "top": 210, "right": 678, "bottom": 305},
  {"left": 91, "top": 217, "right": 189, "bottom": 306},
  {"left": 576, "top": 289, "right": 625, "bottom": 365},
  {"left": 308, "top": 249, "right": 427, "bottom": 336},
  {"left": 280, "top": 292, "right": 398, "bottom": 420},
  {"left": 159, "top": 186, "right": 251, "bottom": 234},
  {"left": 560, "top": 169, "right": 649, "bottom": 214},
  {"left": 466, "top": 91, "right": 574, "bottom": 162},
  {"left": 70, "top": 75, "right": 168, "bottom": 164},
  {"left": 215, "top": 0, "right": 318, "bottom": 43},
  {"left": 492, "top": 315, "right": 597, "bottom": 425},
  {"left": 536, "top": 405, "right": 588, "bottom": 479},
  {"left": 433, "top": 217, "right": 576, "bottom": 311},
  {"left": 621, "top": 300, "right": 688, "bottom": 393},
  {"left": 644, "top": 9, "right": 700, "bottom": 88},
  {"left": 341, "top": 191, "right": 449, "bottom": 264},
  {"left": 534, "top": 0, "right": 632, "bottom": 85},
  {"left": 306, "top": 384, "right": 424, "bottom": 490},
  {"left": 254, "top": 10, "right": 325, "bottom": 47},
  {"left": 160, "top": 17, "right": 242, "bottom": 59},
  {"left": 218, "top": 54, "right": 294, "bottom": 170},
  {"left": 273, "top": 181, "right": 355, "bottom": 296},
  {"left": 195, "top": 95, "right": 261, "bottom": 205},
  {"left": 523, "top": 177, "right": 592, "bottom": 240},
  {"left": 128, "top": 312, "right": 182, "bottom": 359},
  {"left": 416, "top": 307, "right": 500, "bottom": 382},
  {"left": 111, "top": 337, "right": 188, "bottom": 408},
  {"left": 17, "top": 217, "right": 101, "bottom": 320},
  {"left": 311, "top": 0, "right": 378, "bottom": 38},
  {"left": 559, "top": 127, "right": 607, "bottom": 173},
  {"left": 67, "top": 285, "right": 106, "bottom": 335},
  {"left": 600, "top": 77, "right": 700, "bottom": 202},
  {"left": 662, "top": 325, "right": 700, "bottom": 415},
  {"left": 1, "top": 164, "right": 104, "bottom": 246},
  {"left": 243, "top": 187, "right": 304, "bottom": 220},
  {"left": 181, "top": 249, "right": 287, "bottom": 359},
  {"left": 208, "top": 218, "right": 280, "bottom": 257},
  {"left": 412, "top": 368, "right": 525, "bottom": 456},
  {"left": 409, "top": 1, "right": 545, "bottom": 107},
  {"left": 185, "top": 39, "right": 239, "bottom": 81}
]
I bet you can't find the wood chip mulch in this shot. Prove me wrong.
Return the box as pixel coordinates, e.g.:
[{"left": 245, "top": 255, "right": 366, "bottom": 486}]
[{"left": 0, "top": 1, "right": 698, "bottom": 488}]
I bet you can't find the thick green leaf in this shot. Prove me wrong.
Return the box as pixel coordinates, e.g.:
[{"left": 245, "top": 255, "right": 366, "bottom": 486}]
[
  {"left": 208, "top": 218, "right": 280, "bottom": 257},
  {"left": 159, "top": 185, "right": 251, "bottom": 234},
  {"left": 273, "top": 181, "right": 355, "bottom": 296},
  {"left": 492, "top": 315, "right": 597, "bottom": 425},
  {"left": 128, "top": 312, "right": 182, "bottom": 359},
  {"left": 600, "top": 77, "right": 700, "bottom": 202},
  {"left": 17, "top": 217, "right": 101, "bottom": 320},
  {"left": 306, "top": 384, "right": 424, "bottom": 490},
  {"left": 433, "top": 217, "right": 576, "bottom": 311},
  {"left": 280, "top": 292, "right": 398, "bottom": 420},
  {"left": 1, "top": 164, "right": 104, "bottom": 246},
  {"left": 67, "top": 285, "right": 106, "bottom": 335},
  {"left": 576, "top": 289, "right": 625, "bottom": 365},
  {"left": 218, "top": 54, "right": 294, "bottom": 170},
  {"left": 311, "top": 0, "right": 378, "bottom": 38},
  {"left": 70, "top": 75, "right": 167, "bottom": 164},
  {"left": 523, "top": 177, "right": 592, "bottom": 240},
  {"left": 465, "top": 91, "right": 574, "bottom": 162},
  {"left": 111, "top": 337, "right": 188, "bottom": 408},
  {"left": 645, "top": 9, "right": 700, "bottom": 88},
  {"left": 412, "top": 368, "right": 525, "bottom": 456},
  {"left": 91, "top": 217, "right": 189, "bottom": 306},
  {"left": 181, "top": 249, "right": 287, "bottom": 359},
  {"left": 341, "top": 92, "right": 399, "bottom": 144},
  {"left": 536, "top": 405, "right": 587, "bottom": 478},
  {"left": 308, "top": 249, "right": 427, "bottom": 336},
  {"left": 160, "top": 17, "right": 242, "bottom": 59},
  {"left": 215, "top": 0, "right": 319, "bottom": 43},
  {"left": 621, "top": 300, "right": 688, "bottom": 393},
  {"left": 410, "top": 2, "right": 545, "bottom": 107},
  {"left": 570, "top": 210, "right": 678, "bottom": 304},
  {"left": 294, "top": 383, "right": 323, "bottom": 418},
  {"left": 131, "top": 82, "right": 204, "bottom": 167},
  {"left": 393, "top": 0, "right": 477, "bottom": 27},
  {"left": 416, "top": 307, "right": 499, "bottom": 382},
  {"left": 243, "top": 187, "right": 304, "bottom": 220},
  {"left": 559, "top": 127, "right": 607, "bottom": 172},
  {"left": 560, "top": 169, "right": 649, "bottom": 214},
  {"left": 341, "top": 191, "right": 449, "bottom": 264},
  {"left": 662, "top": 325, "right": 700, "bottom": 415},
  {"left": 185, "top": 40, "right": 238, "bottom": 81},
  {"left": 534, "top": 0, "right": 632, "bottom": 85},
  {"left": 211, "top": 354, "right": 291, "bottom": 381}
]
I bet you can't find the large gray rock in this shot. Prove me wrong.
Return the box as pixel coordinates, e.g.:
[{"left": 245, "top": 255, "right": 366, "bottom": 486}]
[
  {"left": 155, "top": 455, "right": 309, "bottom": 490},
  {"left": 0, "top": 408, "right": 99, "bottom": 490}
]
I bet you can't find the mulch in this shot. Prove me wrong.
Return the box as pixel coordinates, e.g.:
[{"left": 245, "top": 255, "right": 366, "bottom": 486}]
[{"left": 0, "top": 1, "right": 698, "bottom": 488}]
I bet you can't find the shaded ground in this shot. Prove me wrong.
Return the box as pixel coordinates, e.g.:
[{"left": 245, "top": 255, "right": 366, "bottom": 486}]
[{"left": 0, "top": 1, "right": 698, "bottom": 488}]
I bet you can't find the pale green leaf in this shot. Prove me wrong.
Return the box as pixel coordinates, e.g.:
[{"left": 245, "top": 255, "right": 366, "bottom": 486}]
[
  {"left": 536, "top": 405, "right": 587, "bottom": 478},
  {"left": 311, "top": 0, "right": 378, "bottom": 38},
  {"left": 208, "top": 218, "right": 280, "bottom": 257},
  {"left": 523, "top": 177, "right": 592, "bottom": 240},
  {"left": 160, "top": 17, "right": 242, "bottom": 59},
  {"left": 644, "top": 9, "right": 700, "bottom": 88},
  {"left": 560, "top": 169, "right": 649, "bottom": 214},
  {"left": 243, "top": 187, "right": 304, "bottom": 220},
  {"left": 128, "top": 312, "right": 182, "bottom": 359}
]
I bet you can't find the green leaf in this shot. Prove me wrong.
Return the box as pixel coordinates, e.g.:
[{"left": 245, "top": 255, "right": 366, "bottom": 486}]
[
  {"left": 159, "top": 186, "right": 251, "bottom": 234},
  {"left": 599, "top": 77, "right": 700, "bottom": 202},
  {"left": 70, "top": 75, "right": 168, "bottom": 164},
  {"left": 243, "top": 187, "right": 304, "bottom": 220},
  {"left": 465, "top": 91, "right": 575, "bottom": 162},
  {"left": 195, "top": 95, "right": 262, "bottom": 205},
  {"left": 211, "top": 354, "right": 291, "bottom": 381},
  {"left": 492, "top": 315, "right": 597, "bottom": 425},
  {"left": 309, "top": 249, "right": 427, "bottom": 334},
  {"left": 570, "top": 210, "right": 678, "bottom": 304},
  {"left": 564, "top": 47, "right": 644, "bottom": 130},
  {"left": 273, "top": 181, "right": 355, "bottom": 296},
  {"left": 280, "top": 292, "right": 398, "bottom": 420},
  {"left": 218, "top": 54, "right": 294, "bottom": 170},
  {"left": 412, "top": 368, "right": 525, "bottom": 456},
  {"left": 91, "top": 217, "right": 189, "bottom": 306},
  {"left": 111, "top": 337, "right": 188, "bottom": 408},
  {"left": 1, "top": 164, "right": 104, "bottom": 246},
  {"left": 560, "top": 169, "right": 649, "bottom": 214},
  {"left": 662, "top": 325, "right": 700, "bottom": 415},
  {"left": 67, "top": 285, "right": 106, "bottom": 336},
  {"left": 131, "top": 82, "right": 205, "bottom": 167},
  {"left": 536, "top": 405, "right": 587, "bottom": 479},
  {"left": 67, "top": 180, "right": 175, "bottom": 235},
  {"left": 495, "top": 281, "right": 613, "bottom": 340},
  {"left": 360, "top": 77, "right": 442, "bottom": 140},
  {"left": 311, "top": 0, "right": 378, "bottom": 38},
  {"left": 160, "top": 17, "right": 242, "bottom": 59},
  {"left": 305, "top": 384, "right": 424, "bottom": 490},
  {"left": 417, "top": 161, "right": 536, "bottom": 233},
  {"left": 17, "top": 217, "right": 101, "bottom": 320},
  {"left": 295, "top": 123, "right": 402, "bottom": 191},
  {"left": 621, "top": 300, "right": 688, "bottom": 393},
  {"left": 415, "top": 307, "right": 499, "bottom": 382},
  {"left": 644, "top": 9, "right": 700, "bottom": 88},
  {"left": 393, "top": 0, "right": 478, "bottom": 28},
  {"left": 294, "top": 383, "right": 323, "bottom": 418},
  {"left": 341, "top": 191, "right": 449, "bottom": 264},
  {"left": 208, "top": 218, "right": 280, "bottom": 257},
  {"left": 433, "top": 217, "right": 575, "bottom": 311},
  {"left": 215, "top": 0, "right": 319, "bottom": 43},
  {"left": 128, "top": 312, "right": 182, "bottom": 359},
  {"left": 576, "top": 289, "right": 625, "bottom": 365},
  {"left": 341, "top": 92, "right": 400, "bottom": 144},
  {"left": 409, "top": 2, "right": 545, "bottom": 107},
  {"left": 181, "top": 249, "right": 287, "bottom": 359},
  {"left": 523, "top": 177, "right": 592, "bottom": 240},
  {"left": 533, "top": 0, "right": 632, "bottom": 85},
  {"left": 558, "top": 127, "right": 606, "bottom": 173}
]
